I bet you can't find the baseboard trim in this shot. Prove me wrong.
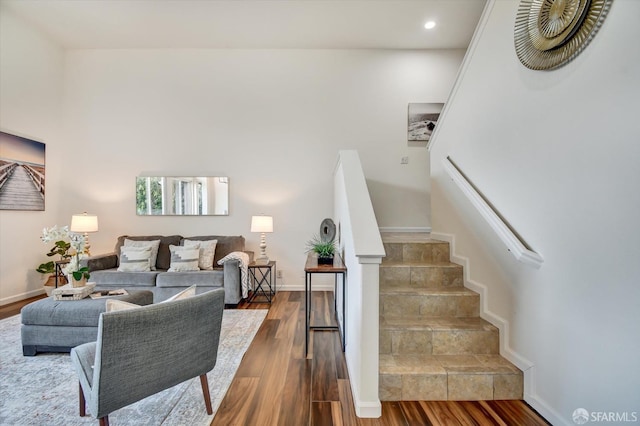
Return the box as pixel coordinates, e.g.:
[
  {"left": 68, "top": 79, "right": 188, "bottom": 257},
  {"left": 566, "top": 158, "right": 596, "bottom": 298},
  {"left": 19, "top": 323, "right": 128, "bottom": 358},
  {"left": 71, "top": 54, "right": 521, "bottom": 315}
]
[
  {"left": 345, "top": 355, "right": 382, "bottom": 418},
  {"left": 431, "top": 232, "right": 533, "bottom": 371},
  {"left": 0, "top": 288, "right": 45, "bottom": 307},
  {"left": 431, "top": 231, "right": 565, "bottom": 426},
  {"left": 378, "top": 227, "right": 431, "bottom": 233},
  {"left": 524, "top": 392, "right": 567, "bottom": 426}
]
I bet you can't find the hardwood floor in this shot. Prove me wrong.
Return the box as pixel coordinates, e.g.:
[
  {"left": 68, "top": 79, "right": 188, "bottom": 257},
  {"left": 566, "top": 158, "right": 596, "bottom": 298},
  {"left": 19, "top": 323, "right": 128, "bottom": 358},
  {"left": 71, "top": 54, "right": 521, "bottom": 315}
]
[
  {"left": 0, "top": 294, "right": 45, "bottom": 320},
  {"left": 213, "top": 291, "right": 551, "bottom": 426},
  {"left": 1, "top": 291, "right": 550, "bottom": 425}
]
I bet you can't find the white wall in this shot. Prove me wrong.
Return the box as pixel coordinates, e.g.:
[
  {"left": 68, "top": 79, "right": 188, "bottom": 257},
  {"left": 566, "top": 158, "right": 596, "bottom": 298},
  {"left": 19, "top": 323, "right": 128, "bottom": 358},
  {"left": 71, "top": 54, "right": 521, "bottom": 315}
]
[
  {"left": 0, "top": 6, "right": 64, "bottom": 303},
  {"left": 431, "top": 0, "right": 640, "bottom": 423},
  {"left": 42, "top": 48, "right": 460, "bottom": 296},
  {"left": 1, "top": 6, "right": 464, "bottom": 303}
]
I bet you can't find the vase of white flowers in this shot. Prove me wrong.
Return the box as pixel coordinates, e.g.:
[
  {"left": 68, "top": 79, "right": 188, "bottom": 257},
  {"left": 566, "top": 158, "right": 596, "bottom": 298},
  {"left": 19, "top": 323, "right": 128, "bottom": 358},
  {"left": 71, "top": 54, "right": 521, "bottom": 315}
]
[
  {"left": 63, "top": 234, "right": 90, "bottom": 287},
  {"left": 40, "top": 225, "right": 90, "bottom": 288}
]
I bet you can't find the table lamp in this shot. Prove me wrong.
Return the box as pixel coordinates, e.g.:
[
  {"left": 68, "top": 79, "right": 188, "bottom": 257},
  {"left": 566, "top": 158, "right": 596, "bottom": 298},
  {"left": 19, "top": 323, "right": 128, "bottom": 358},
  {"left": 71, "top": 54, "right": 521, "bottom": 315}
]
[
  {"left": 251, "top": 215, "right": 273, "bottom": 264},
  {"left": 70, "top": 212, "right": 99, "bottom": 256}
]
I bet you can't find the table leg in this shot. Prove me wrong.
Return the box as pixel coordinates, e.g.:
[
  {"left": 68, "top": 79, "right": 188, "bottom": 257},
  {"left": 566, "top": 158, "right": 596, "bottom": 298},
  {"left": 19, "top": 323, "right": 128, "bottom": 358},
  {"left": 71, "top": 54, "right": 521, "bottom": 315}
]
[
  {"left": 305, "top": 272, "right": 309, "bottom": 356},
  {"left": 334, "top": 275, "right": 337, "bottom": 313},
  {"left": 342, "top": 271, "right": 346, "bottom": 351}
]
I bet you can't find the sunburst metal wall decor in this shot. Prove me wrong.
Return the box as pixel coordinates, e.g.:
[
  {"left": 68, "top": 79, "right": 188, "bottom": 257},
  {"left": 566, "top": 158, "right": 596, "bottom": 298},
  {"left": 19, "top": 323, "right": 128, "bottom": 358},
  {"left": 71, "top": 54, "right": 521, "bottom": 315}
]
[{"left": 514, "top": 0, "right": 613, "bottom": 70}]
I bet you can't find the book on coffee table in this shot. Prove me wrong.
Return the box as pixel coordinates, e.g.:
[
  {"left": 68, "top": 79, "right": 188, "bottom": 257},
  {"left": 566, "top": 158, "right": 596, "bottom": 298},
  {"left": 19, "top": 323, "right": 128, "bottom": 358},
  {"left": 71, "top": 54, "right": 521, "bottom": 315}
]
[{"left": 90, "top": 289, "right": 129, "bottom": 299}]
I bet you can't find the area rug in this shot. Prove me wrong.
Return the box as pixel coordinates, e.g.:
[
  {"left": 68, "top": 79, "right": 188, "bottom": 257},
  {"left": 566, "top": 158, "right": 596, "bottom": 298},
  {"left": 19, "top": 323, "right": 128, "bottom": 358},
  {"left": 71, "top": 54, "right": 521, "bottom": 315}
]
[{"left": 0, "top": 309, "right": 267, "bottom": 425}]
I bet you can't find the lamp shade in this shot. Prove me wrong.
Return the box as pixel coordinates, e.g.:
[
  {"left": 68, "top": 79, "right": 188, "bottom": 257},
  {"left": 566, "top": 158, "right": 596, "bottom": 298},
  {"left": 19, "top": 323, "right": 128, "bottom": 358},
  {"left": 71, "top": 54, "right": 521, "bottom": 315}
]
[
  {"left": 251, "top": 215, "right": 273, "bottom": 233},
  {"left": 70, "top": 213, "right": 99, "bottom": 233}
]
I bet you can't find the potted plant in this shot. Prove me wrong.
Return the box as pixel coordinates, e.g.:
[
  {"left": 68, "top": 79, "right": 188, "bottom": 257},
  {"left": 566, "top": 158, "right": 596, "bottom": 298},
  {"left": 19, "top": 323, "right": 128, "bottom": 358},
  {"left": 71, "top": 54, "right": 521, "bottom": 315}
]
[
  {"left": 306, "top": 234, "right": 336, "bottom": 265},
  {"left": 68, "top": 265, "right": 91, "bottom": 288},
  {"left": 38, "top": 225, "right": 89, "bottom": 288},
  {"left": 37, "top": 226, "right": 73, "bottom": 289}
]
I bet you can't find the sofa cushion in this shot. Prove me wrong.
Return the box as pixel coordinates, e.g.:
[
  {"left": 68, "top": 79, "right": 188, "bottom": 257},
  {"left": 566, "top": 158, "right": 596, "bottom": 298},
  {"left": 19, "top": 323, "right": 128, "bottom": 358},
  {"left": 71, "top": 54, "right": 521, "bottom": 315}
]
[
  {"left": 90, "top": 269, "right": 159, "bottom": 287},
  {"left": 106, "top": 299, "right": 141, "bottom": 312},
  {"left": 116, "top": 235, "right": 182, "bottom": 270},
  {"left": 183, "top": 239, "right": 217, "bottom": 270},
  {"left": 182, "top": 235, "right": 245, "bottom": 266},
  {"left": 168, "top": 245, "right": 200, "bottom": 272},
  {"left": 162, "top": 284, "right": 197, "bottom": 302},
  {"left": 155, "top": 270, "right": 224, "bottom": 288},
  {"left": 117, "top": 246, "right": 152, "bottom": 272},
  {"left": 124, "top": 239, "right": 160, "bottom": 270}
]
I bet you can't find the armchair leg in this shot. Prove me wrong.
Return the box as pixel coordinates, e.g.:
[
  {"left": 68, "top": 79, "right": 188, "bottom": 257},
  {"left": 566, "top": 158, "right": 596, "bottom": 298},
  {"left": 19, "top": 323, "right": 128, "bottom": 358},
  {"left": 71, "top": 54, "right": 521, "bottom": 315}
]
[
  {"left": 78, "top": 382, "right": 86, "bottom": 417},
  {"left": 199, "top": 374, "right": 213, "bottom": 415},
  {"left": 99, "top": 416, "right": 109, "bottom": 426}
]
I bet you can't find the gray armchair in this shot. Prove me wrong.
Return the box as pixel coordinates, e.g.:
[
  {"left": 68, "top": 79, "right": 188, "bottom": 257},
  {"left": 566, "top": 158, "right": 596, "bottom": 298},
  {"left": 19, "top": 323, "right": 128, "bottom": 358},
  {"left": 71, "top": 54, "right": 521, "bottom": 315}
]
[{"left": 70, "top": 288, "right": 225, "bottom": 425}]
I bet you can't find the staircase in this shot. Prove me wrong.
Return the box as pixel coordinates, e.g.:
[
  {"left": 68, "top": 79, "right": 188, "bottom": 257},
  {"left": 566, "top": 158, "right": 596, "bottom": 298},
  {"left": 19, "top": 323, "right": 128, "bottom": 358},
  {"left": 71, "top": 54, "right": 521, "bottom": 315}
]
[{"left": 379, "top": 233, "right": 523, "bottom": 401}]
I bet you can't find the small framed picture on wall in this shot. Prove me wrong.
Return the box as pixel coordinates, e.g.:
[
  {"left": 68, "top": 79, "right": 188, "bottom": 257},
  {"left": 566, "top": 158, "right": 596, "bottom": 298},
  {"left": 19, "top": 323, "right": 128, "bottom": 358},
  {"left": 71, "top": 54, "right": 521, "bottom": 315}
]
[{"left": 408, "top": 103, "right": 444, "bottom": 144}]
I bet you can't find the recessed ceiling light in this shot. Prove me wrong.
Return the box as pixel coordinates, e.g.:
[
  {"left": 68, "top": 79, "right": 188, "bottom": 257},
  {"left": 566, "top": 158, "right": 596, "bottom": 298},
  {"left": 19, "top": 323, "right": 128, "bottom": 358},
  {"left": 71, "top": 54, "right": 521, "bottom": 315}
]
[{"left": 424, "top": 21, "right": 436, "bottom": 30}]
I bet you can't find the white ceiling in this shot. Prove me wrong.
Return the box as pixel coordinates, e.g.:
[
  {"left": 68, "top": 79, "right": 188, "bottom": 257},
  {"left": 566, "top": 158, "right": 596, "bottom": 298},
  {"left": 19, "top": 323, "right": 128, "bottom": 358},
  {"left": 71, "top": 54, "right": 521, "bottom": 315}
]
[{"left": 0, "top": 0, "right": 487, "bottom": 50}]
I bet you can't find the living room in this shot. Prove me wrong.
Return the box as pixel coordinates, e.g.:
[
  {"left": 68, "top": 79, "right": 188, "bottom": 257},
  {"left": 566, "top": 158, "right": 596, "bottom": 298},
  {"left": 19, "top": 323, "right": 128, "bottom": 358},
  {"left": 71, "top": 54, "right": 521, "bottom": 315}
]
[
  {"left": 1, "top": 1, "right": 481, "bottom": 424},
  {"left": 0, "top": 1, "right": 470, "bottom": 305},
  {"left": 2, "top": 1, "right": 639, "bottom": 425}
]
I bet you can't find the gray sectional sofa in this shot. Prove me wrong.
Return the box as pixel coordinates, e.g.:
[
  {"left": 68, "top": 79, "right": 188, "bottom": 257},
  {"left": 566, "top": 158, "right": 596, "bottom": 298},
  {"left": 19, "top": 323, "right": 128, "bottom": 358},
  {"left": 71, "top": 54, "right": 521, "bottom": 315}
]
[{"left": 82, "top": 235, "right": 248, "bottom": 305}]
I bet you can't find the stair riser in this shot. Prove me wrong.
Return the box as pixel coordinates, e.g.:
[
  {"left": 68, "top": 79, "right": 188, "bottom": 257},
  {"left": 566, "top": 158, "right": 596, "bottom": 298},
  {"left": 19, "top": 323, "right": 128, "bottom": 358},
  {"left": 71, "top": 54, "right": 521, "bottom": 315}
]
[
  {"left": 381, "top": 294, "right": 479, "bottom": 318},
  {"left": 380, "top": 328, "right": 499, "bottom": 355},
  {"left": 380, "top": 265, "right": 463, "bottom": 289},
  {"left": 380, "top": 372, "right": 523, "bottom": 401},
  {"left": 432, "top": 330, "right": 499, "bottom": 355},
  {"left": 380, "top": 329, "right": 432, "bottom": 355},
  {"left": 383, "top": 242, "right": 450, "bottom": 264}
]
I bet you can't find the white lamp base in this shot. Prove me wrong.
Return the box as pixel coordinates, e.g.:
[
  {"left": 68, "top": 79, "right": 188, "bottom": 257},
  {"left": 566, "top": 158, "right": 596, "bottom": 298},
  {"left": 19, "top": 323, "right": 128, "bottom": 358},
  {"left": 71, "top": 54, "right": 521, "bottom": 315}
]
[{"left": 255, "top": 232, "right": 269, "bottom": 264}]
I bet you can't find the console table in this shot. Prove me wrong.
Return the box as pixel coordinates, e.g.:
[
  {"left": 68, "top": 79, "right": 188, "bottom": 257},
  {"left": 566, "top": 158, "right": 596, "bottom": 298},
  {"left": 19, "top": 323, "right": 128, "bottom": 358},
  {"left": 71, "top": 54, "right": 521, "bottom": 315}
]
[{"left": 304, "top": 253, "right": 346, "bottom": 356}]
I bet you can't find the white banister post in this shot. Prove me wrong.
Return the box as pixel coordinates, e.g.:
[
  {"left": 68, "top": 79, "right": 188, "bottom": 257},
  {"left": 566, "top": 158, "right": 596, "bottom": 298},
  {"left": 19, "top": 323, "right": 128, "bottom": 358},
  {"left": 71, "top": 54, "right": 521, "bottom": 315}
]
[{"left": 334, "top": 150, "right": 385, "bottom": 418}]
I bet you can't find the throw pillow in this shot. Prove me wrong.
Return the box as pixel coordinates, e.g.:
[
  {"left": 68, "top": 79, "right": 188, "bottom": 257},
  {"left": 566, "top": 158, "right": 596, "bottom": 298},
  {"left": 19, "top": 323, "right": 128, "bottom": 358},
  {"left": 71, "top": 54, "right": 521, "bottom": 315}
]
[
  {"left": 168, "top": 245, "right": 200, "bottom": 272},
  {"left": 124, "top": 239, "right": 161, "bottom": 270},
  {"left": 184, "top": 239, "right": 218, "bottom": 270},
  {"left": 106, "top": 299, "right": 140, "bottom": 312},
  {"left": 117, "top": 246, "right": 152, "bottom": 272},
  {"left": 162, "top": 284, "right": 197, "bottom": 303}
]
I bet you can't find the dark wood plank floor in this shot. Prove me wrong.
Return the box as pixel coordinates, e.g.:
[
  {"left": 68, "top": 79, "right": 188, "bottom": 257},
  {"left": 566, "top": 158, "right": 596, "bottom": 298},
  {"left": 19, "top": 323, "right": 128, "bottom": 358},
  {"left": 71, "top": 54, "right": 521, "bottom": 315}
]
[
  {"left": 213, "top": 291, "right": 551, "bottom": 426},
  {"left": 1, "top": 291, "right": 550, "bottom": 425},
  {"left": 0, "top": 294, "right": 45, "bottom": 320}
]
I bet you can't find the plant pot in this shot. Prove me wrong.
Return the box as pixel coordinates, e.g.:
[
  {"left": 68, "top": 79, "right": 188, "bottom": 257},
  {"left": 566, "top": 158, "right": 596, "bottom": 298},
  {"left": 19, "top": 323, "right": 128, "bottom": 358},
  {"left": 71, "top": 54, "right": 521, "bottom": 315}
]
[
  {"left": 317, "top": 256, "right": 334, "bottom": 265},
  {"left": 71, "top": 276, "right": 87, "bottom": 288},
  {"left": 44, "top": 275, "right": 56, "bottom": 287}
]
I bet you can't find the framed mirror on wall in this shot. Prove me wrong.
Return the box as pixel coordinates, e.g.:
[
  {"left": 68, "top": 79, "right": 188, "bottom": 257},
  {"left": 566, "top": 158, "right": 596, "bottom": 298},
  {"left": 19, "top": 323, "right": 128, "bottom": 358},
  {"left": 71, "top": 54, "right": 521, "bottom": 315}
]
[{"left": 136, "top": 176, "right": 229, "bottom": 216}]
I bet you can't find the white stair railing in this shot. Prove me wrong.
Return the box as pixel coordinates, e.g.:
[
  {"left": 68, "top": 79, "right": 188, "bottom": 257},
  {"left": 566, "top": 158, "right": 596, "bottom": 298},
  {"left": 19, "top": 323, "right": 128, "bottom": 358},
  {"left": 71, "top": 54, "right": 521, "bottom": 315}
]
[
  {"left": 443, "top": 156, "right": 543, "bottom": 268},
  {"left": 333, "top": 150, "right": 385, "bottom": 418}
]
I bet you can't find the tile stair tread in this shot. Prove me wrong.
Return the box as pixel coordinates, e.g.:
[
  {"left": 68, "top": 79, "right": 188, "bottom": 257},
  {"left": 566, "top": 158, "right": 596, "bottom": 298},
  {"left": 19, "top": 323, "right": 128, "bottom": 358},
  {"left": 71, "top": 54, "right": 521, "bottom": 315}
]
[
  {"left": 380, "top": 287, "right": 477, "bottom": 296},
  {"left": 379, "top": 354, "right": 521, "bottom": 375},
  {"left": 380, "top": 234, "right": 443, "bottom": 243},
  {"left": 380, "top": 260, "right": 461, "bottom": 268},
  {"left": 381, "top": 316, "right": 497, "bottom": 331}
]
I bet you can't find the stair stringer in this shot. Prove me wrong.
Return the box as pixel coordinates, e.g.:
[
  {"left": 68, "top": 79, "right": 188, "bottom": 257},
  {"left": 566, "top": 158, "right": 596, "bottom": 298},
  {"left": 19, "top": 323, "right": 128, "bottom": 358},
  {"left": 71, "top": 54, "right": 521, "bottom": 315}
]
[{"left": 431, "top": 231, "right": 565, "bottom": 425}]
